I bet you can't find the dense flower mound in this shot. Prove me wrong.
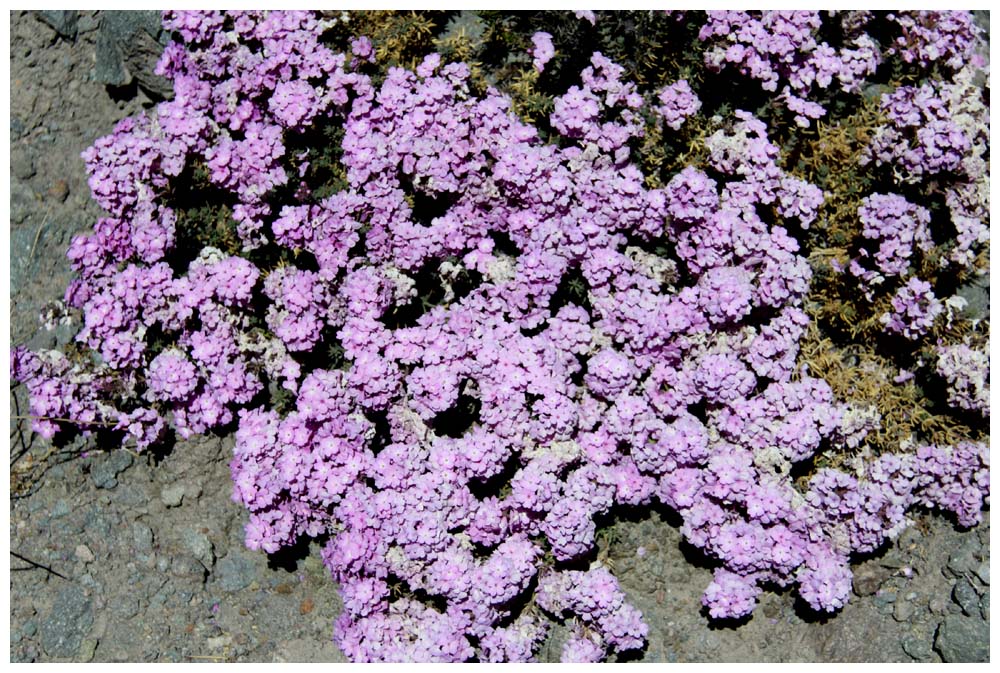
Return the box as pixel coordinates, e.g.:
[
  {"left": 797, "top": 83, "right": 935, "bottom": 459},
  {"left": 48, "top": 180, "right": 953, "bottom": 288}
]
[{"left": 11, "top": 10, "right": 990, "bottom": 663}]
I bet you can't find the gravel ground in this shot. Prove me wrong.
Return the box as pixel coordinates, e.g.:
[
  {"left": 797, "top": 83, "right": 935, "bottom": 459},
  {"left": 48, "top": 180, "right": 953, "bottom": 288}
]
[{"left": 7, "top": 10, "right": 990, "bottom": 663}]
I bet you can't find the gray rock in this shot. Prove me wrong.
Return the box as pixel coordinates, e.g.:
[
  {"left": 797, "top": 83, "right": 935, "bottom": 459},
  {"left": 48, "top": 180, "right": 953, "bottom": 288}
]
[
  {"left": 979, "top": 592, "right": 989, "bottom": 621},
  {"left": 956, "top": 273, "right": 989, "bottom": 322},
  {"left": 873, "top": 588, "right": 897, "bottom": 609},
  {"left": 79, "top": 638, "right": 99, "bottom": 662},
  {"left": 171, "top": 554, "right": 209, "bottom": 588},
  {"left": 10, "top": 225, "right": 40, "bottom": 295},
  {"left": 75, "top": 544, "right": 96, "bottom": 564},
  {"left": 11, "top": 116, "right": 27, "bottom": 139},
  {"left": 893, "top": 595, "right": 917, "bottom": 623},
  {"left": 94, "top": 11, "right": 172, "bottom": 98},
  {"left": 11, "top": 147, "right": 36, "bottom": 179},
  {"left": 952, "top": 579, "right": 980, "bottom": 616},
  {"left": 852, "top": 564, "right": 890, "bottom": 597},
  {"left": 40, "top": 586, "right": 94, "bottom": 658},
  {"left": 215, "top": 552, "right": 257, "bottom": 593},
  {"left": 946, "top": 540, "right": 979, "bottom": 578},
  {"left": 160, "top": 483, "right": 185, "bottom": 508},
  {"left": 133, "top": 522, "right": 154, "bottom": 553},
  {"left": 77, "top": 14, "right": 100, "bottom": 33},
  {"left": 36, "top": 10, "right": 79, "bottom": 39},
  {"left": 902, "top": 634, "right": 934, "bottom": 661},
  {"left": 182, "top": 527, "right": 215, "bottom": 569},
  {"left": 935, "top": 614, "right": 989, "bottom": 662},
  {"left": 973, "top": 561, "right": 989, "bottom": 585},
  {"left": 90, "top": 450, "right": 133, "bottom": 489},
  {"left": 23, "top": 621, "right": 37, "bottom": 637}
]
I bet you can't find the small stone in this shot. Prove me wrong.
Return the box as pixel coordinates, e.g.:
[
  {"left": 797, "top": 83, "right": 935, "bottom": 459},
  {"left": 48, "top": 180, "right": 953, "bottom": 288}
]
[
  {"left": 75, "top": 544, "right": 96, "bottom": 564},
  {"left": 853, "top": 564, "right": 890, "bottom": 597},
  {"left": 300, "top": 598, "right": 315, "bottom": 615},
  {"left": 946, "top": 541, "right": 979, "bottom": 578},
  {"left": 47, "top": 180, "right": 70, "bottom": 203},
  {"left": 23, "top": 621, "right": 37, "bottom": 637},
  {"left": 11, "top": 147, "right": 36, "bottom": 179},
  {"left": 77, "top": 14, "right": 99, "bottom": 33},
  {"left": 952, "top": 580, "right": 979, "bottom": 617},
  {"left": 893, "top": 596, "right": 916, "bottom": 623},
  {"left": 902, "top": 634, "right": 933, "bottom": 661},
  {"left": 873, "top": 588, "right": 897, "bottom": 608},
  {"left": 973, "top": 561, "right": 989, "bottom": 586},
  {"left": 160, "top": 484, "right": 185, "bottom": 508},
  {"left": 133, "top": 522, "right": 154, "bottom": 553},
  {"left": 979, "top": 593, "right": 989, "bottom": 621},
  {"left": 207, "top": 634, "right": 232, "bottom": 651},
  {"left": 216, "top": 553, "right": 256, "bottom": 593},
  {"left": 935, "top": 614, "right": 989, "bottom": 662},
  {"left": 79, "top": 638, "right": 99, "bottom": 662},
  {"left": 928, "top": 596, "right": 950, "bottom": 615},
  {"left": 181, "top": 528, "right": 215, "bottom": 569},
  {"left": 36, "top": 10, "right": 79, "bottom": 38}
]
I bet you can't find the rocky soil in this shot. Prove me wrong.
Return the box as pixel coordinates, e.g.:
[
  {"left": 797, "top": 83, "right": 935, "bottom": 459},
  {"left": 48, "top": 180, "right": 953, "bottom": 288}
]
[{"left": 8, "top": 10, "right": 990, "bottom": 663}]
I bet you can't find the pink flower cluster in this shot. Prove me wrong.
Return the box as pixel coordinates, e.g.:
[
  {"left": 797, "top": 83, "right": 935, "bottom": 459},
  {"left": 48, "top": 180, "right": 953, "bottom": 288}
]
[
  {"left": 652, "top": 80, "right": 701, "bottom": 131},
  {"left": 935, "top": 340, "right": 990, "bottom": 417},
  {"left": 864, "top": 58, "right": 989, "bottom": 271},
  {"left": 11, "top": 10, "right": 990, "bottom": 663},
  {"left": 887, "top": 11, "right": 983, "bottom": 70},
  {"left": 880, "top": 277, "right": 943, "bottom": 340},
  {"left": 529, "top": 31, "right": 555, "bottom": 73},
  {"left": 698, "top": 11, "right": 880, "bottom": 126},
  {"left": 850, "top": 193, "right": 932, "bottom": 291}
]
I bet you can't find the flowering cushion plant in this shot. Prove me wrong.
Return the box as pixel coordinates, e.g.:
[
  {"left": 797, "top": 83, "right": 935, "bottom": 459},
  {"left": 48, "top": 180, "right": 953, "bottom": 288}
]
[{"left": 12, "top": 10, "right": 989, "bottom": 662}]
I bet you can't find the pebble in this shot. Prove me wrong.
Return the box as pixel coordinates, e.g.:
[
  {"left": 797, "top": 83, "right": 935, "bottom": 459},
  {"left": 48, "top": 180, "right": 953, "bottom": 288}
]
[
  {"left": 182, "top": 528, "right": 215, "bottom": 569},
  {"left": 946, "top": 540, "right": 979, "bottom": 578},
  {"left": 171, "top": 555, "right": 208, "bottom": 587},
  {"left": 902, "top": 634, "right": 934, "bottom": 661},
  {"left": 11, "top": 147, "right": 36, "bottom": 179},
  {"left": 852, "top": 564, "right": 890, "bottom": 597},
  {"left": 216, "top": 552, "right": 257, "bottom": 593},
  {"left": 928, "top": 595, "right": 950, "bottom": 615},
  {"left": 893, "top": 595, "right": 916, "bottom": 622},
  {"left": 952, "top": 579, "right": 979, "bottom": 616},
  {"left": 207, "top": 634, "right": 233, "bottom": 651},
  {"left": 973, "top": 561, "right": 989, "bottom": 585},
  {"left": 79, "top": 638, "right": 99, "bottom": 662},
  {"left": 873, "top": 588, "right": 897, "bottom": 607},
  {"left": 160, "top": 484, "right": 185, "bottom": 508},
  {"left": 47, "top": 179, "right": 70, "bottom": 202},
  {"left": 23, "top": 621, "right": 37, "bottom": 637},
  {"left": 133, "top": 522, "right": 154, "bottom": 553},
  {"left": 75, "top": 544, "right": 96, "bottom": 564}
]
